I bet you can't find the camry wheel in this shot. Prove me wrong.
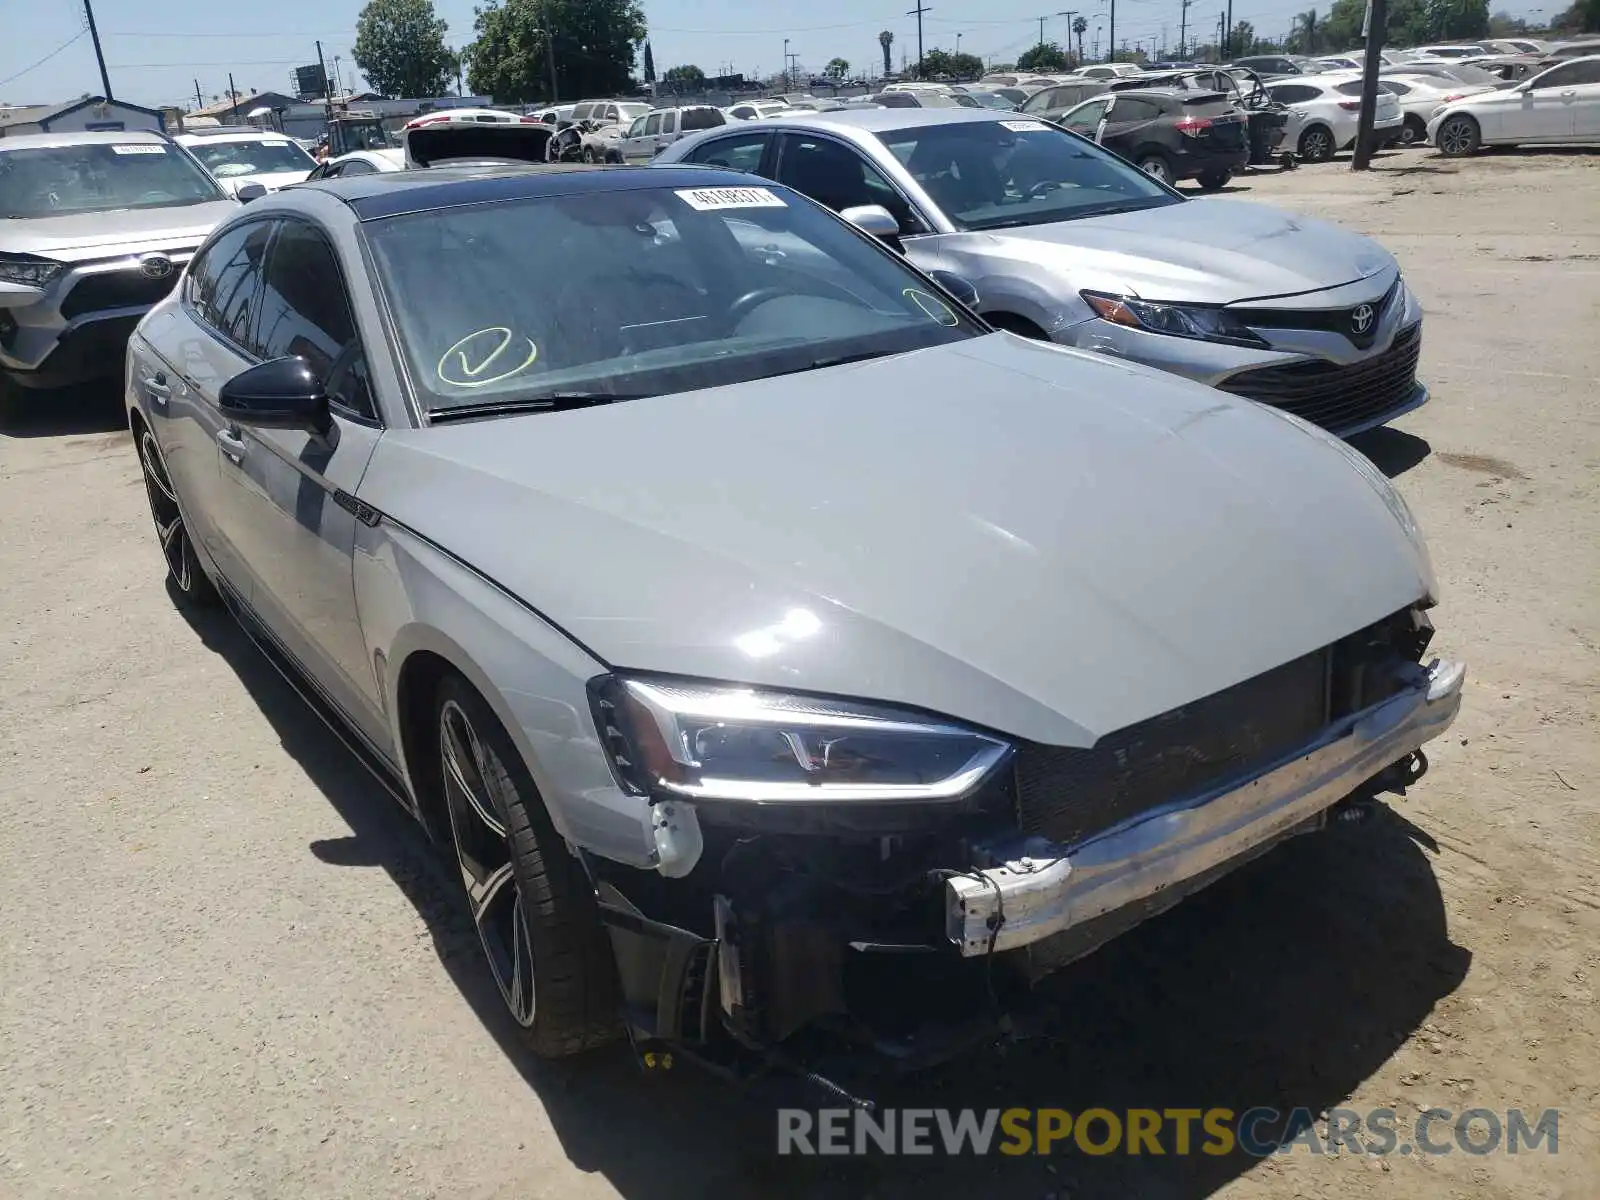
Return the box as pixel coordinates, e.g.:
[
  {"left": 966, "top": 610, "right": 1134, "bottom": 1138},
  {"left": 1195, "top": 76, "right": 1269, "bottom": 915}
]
[
  {"left": 1136, "top": 153, "right": 1173, "bottom": 184},
  {"left": 137, "top": 427, "right": 218, "bottom": 606},
  {"left": 1436, "top": 114, "right": 1480, "bottom": 158},
  {"left": 1297, "top": 125, "right": 1334, "bottom": 162},
  {"left": 436, "top": 677, "right": 617, "bottom": 1056},
  {"left": 1399, "top": 115, "right": 1426, "bottom": 146}
]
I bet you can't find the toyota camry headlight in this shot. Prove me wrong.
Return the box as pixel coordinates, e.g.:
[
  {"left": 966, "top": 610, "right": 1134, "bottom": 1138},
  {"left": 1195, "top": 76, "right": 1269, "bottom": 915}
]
[
  {"left": 1081, "top": 291, "right": 1267, "bottom": 348},
  {"left": 589, "top": 676, "right": 1011, "bottom": 803},
  {"left": 0, "top": 254, "right": 64, "bottom": 289}
]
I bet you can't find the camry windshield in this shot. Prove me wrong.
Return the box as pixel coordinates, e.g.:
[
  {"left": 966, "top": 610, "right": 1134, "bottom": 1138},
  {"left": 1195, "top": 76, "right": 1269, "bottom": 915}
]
[
  {"left": 0, "top": 142, "right": 224, "bottom": 218},
  {"left": 878, "top": 119, "right": 1178, "bottom": 231},
  {"left": 365, "top": 183, "right": 981, "bottom": 415},
  {"left": 186, "top": 137, "right": 316, "bottom": 177}
]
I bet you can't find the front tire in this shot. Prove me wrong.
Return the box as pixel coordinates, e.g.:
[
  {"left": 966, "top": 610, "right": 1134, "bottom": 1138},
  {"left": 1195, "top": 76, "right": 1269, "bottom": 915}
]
[
  {"left": 435, "top": 675, "right": 618, "bottom": 1057},
  {"left": 1297, "top": 125, "right": 1335, "bottom": 162},
  {"left": 136, "top": 425, "right": 219, "bottom": 607},
  {"left": 1195, "top": 168, "right": 1232, "bottom": 191},
  {"left": 582, "top": 144, "right": 600, "bottom": 164},
  {"left": 1398, "top": 115, "right": 1426, "bottom": 146},
  {"left": 1135, "top": 153, "right": 1173, "bottom": 184},
  {"left": 1436, "top": 114, "right": 1481, "bottom": 158}
]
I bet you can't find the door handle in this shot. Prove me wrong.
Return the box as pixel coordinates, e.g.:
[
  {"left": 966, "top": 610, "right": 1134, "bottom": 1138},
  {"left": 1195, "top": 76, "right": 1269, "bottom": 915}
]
[
  {"left": 216, "top": 427, "right": 247, "bottom": 464},
  {"left": 1561, "top": 91, "right": 1576, "bottom": 99},
  {"left": 143, "top": 371, "right": 170, "bottom": 408}
]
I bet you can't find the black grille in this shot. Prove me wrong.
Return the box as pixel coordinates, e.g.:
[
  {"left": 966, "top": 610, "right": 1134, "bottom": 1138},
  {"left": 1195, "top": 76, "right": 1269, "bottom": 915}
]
[
  {"left": 1216, "top": 323, "right": 1422, "bottom": 434},
  {"left": 59, "top": 270, "right": 178, "bottom": 321},
  {"left": 1015, "top": 648, "right": 1330, "bottom": 848},
  {"left": 1232, "top": 279, "right": 1401, "bottom": 348}
]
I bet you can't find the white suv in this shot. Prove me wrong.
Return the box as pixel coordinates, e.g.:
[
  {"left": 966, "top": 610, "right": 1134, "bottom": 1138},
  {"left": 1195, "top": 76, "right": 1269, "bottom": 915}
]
[
  {"left": 1265, "top": 73, "right": 1405, "bottom": 161},
  {"left": 174, "top": 128, "right": 318, "bottom": 198}
]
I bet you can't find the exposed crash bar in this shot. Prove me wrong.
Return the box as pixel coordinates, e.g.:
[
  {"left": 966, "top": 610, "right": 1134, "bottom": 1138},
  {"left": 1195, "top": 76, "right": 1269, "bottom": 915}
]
[{"left": 946, "top": 657, "right": 1466, "bottom": 956}]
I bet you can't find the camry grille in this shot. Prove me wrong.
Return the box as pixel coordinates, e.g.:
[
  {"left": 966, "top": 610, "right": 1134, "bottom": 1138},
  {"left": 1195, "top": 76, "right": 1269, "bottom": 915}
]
[{"left": 1216, "top": 322, "right": 1422, "bottom": 435}]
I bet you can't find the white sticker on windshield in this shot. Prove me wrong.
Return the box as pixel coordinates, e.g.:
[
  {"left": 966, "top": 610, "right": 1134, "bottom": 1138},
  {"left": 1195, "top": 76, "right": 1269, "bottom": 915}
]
[
  {"left": 262, "top": 139, "right": 290, "bottom": 147},
  {"left": 111, "top": 144, "right": 167, "bottom": 155},
  {"left": 675, "top": 186, "right": 787, "bottom": 211},
  {"left": 999, "top": 120, "right": 1050, "bottom": 133}
]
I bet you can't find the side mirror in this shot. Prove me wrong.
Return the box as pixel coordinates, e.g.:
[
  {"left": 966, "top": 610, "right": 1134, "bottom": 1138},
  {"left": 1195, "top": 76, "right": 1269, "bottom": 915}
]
[
  {"left": 235, "top": 182, "right": 268, "bottom": 203},
  {"left": 839, "top": 204, "right": 901, "bottom": 241},
  {"left": 219, "top": 357, "right": 330, "bottom": 433},
  {"left": 928, "top": 269, "right": 980, "bottom": 311}
]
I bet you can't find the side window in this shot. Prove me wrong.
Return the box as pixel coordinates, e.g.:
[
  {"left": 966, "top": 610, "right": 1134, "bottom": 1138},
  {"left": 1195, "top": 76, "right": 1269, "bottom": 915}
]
[
  {"left": 188, "top": 221, "right": 272, "bottom": 353},
  {"left": 662, "top": 111, "right": 678, "bottom": 135},
  {"left": 1270, "top": 84, "right": 1320, "bottom": 104},
  {"left": 572, "top": 103, "right": 594, "bottom": 123},
  {"left": 775, "top": 134, "right": 919, "bottom": 232},
  {"left": 643, "top": 112, "right": 662, "bottom": 136},
  {"left": 1384, "top": 80, "right": 1412, "bottom": 95},
  {"left": 340, "top": 158, "right": 376, "bottom": 176},
  {"left": 682, "top": 107, "right": 724, "bottom": 131},
  {"left": 1020, "top": 88, "right": 1054, "bottom": 113},
  {"left": 255, "top": 221, "right": 375, "bottom": 420},
  {"left": 1064, "top": 98, "right": 1108, "bottom": 130},
  {"left": 626, "top": 115, "right": 648, "bottom": 138},
  {"left": 1534, "top": 63, "right": 1584, "bottom": 88},
  {"left": 683, "top": 131, "right": 771, "bottom": 173},
  {"left": 603, "top": 104, "right": 619, "bottom": 123},
  {"left": 1108, "top": 97, "right": 1159, "bottom": 122}
]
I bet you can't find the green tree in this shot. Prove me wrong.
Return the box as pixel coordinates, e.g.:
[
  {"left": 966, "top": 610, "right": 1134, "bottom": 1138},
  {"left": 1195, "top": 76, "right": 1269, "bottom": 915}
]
[
  {"left": 643, "top": 40, "right": 655, "bottom": 83},
  {"left": 878, "top": 30, "right": 894, "bottom": 78},
  {"left": 825, "top": 57, "right": 850, "bottom": 80},
  {"left": 1551, "top": 0, "right": 1600, "bottom": 31},
  {"left": 1228, "top": 19, "right": 1256, "bottom": 54},
  {"left": 663, "top": 64, "right": 706, "bottom": 90},
  {"left": 1072, "top": 15, "right": 1089, "bottom": 63},
  {"left": 918, "top": 48, "right": 984, "bottom": 78},
  {"left": 1425, "top": 0, "right": 1490, "bottom": 38},
  {"left": 1016, "top": 41, "right": 1070, "bottom": 72},
  {"left": 353, "top": 0, "right": 457, "bottom": 98},
  {"left": 1293, "top": 8, "right": 1321, "bottom": 53},
  {"left": 467, "top": 0, "right": 646, "bottom": 104}
]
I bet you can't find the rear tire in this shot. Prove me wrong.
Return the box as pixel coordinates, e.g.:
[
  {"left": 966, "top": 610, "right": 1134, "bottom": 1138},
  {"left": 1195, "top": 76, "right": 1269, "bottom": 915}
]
[
  {"left": 434, "top": 675, "right": 619, "bottom": 1058},
  {"left": 582, "top": 144, "right": 600, "bottom": 164},
  {"left": 1435, "top": 114, "right": 1480, "bottom": 158},
  {"left": 1297, "top": 125, "right": 1335, "bottom": 163},
  {"left": 1398, "top": 116, "right": 1426, "bottom": 146},
  {"left": 1195, "top": 168, "right": 1232, "bottom": 191},
  {"left": 0, "top": 374, "right": 22, "bottom": 425},
  {"left": 1135, "top": 153, "right": 1173, "bottom": 184}
]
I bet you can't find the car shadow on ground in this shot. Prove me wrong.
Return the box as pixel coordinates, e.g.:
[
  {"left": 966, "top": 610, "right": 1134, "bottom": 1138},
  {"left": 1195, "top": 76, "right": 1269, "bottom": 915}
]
[
  {"left": 1350, "top": 426, "right": 1433, "bottom": 479},
  {"left": 173, "top": 577, "right": 1469, "bottom": 1200},
  {"left": 0, "top": 382, "right": 126, "bottom": 438}
]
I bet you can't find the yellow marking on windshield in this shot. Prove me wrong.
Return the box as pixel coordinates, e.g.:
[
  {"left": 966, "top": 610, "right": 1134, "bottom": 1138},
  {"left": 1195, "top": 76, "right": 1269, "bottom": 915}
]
[
  {"left": 904, "top": 289, "right": 959, "bottom": 327},
  {"left": 437, "top": 327, "right": 540, "bottom": 387}
]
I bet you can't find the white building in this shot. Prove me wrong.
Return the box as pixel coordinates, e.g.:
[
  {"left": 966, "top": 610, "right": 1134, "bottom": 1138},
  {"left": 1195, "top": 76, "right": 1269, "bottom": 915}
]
[{"left": 0, "top": 96, "right": 166, "bottom": 137}]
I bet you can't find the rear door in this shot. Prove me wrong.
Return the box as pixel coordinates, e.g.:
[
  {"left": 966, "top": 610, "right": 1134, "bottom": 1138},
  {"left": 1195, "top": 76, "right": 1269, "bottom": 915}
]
[
  {"left": 1557, "top": 59, "right": 1600, "bottom": 137},
  {"left": 620, "top": 114, "right": 653, "bottom": 160},
  {"left": 1098, "top": 95, "right": 1164, "bottom": 155}
]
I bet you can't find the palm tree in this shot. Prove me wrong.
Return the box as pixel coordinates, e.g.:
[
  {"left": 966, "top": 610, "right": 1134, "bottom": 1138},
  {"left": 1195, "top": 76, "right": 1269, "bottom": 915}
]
[
  {"left": 1072, "top": 15, "right": 1088, "bottom": 66},
  {"left": 879, "top": 30, "right": 894, "bottom": 79},
  {"left": 1295, "top": 8, "right": 1320, "bottom": 54}
]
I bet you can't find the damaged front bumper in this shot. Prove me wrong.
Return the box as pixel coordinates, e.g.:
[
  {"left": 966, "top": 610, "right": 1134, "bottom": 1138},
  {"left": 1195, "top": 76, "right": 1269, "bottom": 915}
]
[{"left": 947, "top": 657, "right": 1464, "bottom": 959}]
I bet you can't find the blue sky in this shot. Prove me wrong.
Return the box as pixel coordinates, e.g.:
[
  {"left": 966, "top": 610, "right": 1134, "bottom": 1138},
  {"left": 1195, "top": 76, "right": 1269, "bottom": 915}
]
[{"left": 2, "top": 0, "right": 1551, "bottom": 109}]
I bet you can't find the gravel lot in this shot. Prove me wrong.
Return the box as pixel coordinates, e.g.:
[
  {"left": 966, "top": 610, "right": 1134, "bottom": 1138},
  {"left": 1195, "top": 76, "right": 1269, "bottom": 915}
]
[{"left": 2, "top": 148, "right": 1596, "bottom": 1200}]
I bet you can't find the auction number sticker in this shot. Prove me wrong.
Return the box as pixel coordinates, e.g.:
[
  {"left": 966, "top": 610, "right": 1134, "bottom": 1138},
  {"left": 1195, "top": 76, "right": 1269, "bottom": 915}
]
[
  {"left": 999, "top": 120, "right": 1050, "bottom": 133},
  {"left": 112, "top": 144, "right": 168, "bottom": 155},
  {"left": 675, "top": 186, "right": 787, "bottom": 211}
]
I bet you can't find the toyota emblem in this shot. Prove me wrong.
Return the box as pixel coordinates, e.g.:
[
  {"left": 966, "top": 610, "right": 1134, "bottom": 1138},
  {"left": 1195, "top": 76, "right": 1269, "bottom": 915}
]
[
  {"left": 1350, "top": 303, "right": 1375, "bottom": 335},
  {"left": 138, "top": 254, "right": 174, "bottom": 280}
]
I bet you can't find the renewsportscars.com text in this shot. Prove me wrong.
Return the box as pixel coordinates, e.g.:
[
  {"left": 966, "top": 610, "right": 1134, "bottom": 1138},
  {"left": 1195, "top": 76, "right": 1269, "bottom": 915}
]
[{"left": 777, "top": 1106, "right": 1561, "bottom": 1157}]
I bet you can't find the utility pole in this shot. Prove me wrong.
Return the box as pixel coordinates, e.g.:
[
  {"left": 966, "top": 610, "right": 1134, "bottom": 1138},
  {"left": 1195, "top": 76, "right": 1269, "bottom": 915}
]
[
  {"left": 1178, "top": 0, "right": 1191, "bottom": 59},
  {"left": 1225, "top": 0, "right": 1234, "bottom": 56},
  {"left": 228, "top": 71, "right": 238, "bottom": 122},
  {"left": 1059, "top": 10, "right": 1078, "bottom": 64},
  {"left": 544, "top": 1, "right": 560, "bottom": 102},
  {"left": 83, "top": 0, "right": 113, "bottom": 100},
  {"left": 193, "top": 79, "right": 204, "bottom": 110},
  {"left": 1352, "top": 0, "right": 1388, "bottom": 169},
  {"left": 784, "top": 38, "right": 790, "bottom": 89},
  {"left": 907, "top": 3, "right": 931, "bottom": 79},
  {"left": 315, "top": 40, "right": 332, "bottom": 124},
  {"left": 1108, "top": 0, "right": 1116, "bottom": 63}
]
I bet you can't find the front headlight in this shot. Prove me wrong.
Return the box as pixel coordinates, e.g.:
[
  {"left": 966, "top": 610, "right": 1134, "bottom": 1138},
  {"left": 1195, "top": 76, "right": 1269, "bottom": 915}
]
[
  {"left": 589, "top": 676, "right": 1011, "bottom": 803},
  {"left": 0, "top": 254, "right": 65, "bottom": 289},
  {"left": 1081, "top": 291, "right": 1267, "bottom": 348}
]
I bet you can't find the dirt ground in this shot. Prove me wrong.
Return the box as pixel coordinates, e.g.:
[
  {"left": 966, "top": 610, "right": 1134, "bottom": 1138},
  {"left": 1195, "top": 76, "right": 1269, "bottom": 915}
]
[{"left": 1, "top": 147, "right": 1596, "bottom": 1200}]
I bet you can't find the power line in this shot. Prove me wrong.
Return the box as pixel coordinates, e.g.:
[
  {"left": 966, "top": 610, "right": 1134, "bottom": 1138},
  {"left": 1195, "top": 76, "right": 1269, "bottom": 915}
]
[
  {"left": 108, "top": 58, "right": 311, "bottom": 70},
  {"left": 0, "top": 28, "right": 89, "bottom": 89}
]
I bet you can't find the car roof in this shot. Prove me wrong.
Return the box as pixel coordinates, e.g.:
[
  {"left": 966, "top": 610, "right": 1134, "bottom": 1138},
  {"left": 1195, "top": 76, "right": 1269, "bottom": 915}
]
[
  {"left": 0, "top": 128, "right": 168, "bottom": 152},
  {"left": 302, "top": 162, "right": 760, "bottom": 220},
  {"left": 760, "top": 106, "right": 1012, "bottom": 134}
]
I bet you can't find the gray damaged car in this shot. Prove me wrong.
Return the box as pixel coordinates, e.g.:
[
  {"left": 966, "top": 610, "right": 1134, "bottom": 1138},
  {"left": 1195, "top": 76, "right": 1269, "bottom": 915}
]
[
  {"left": 656, "top": 108, "right": 1428, "bottom": 438},
  {"left": 1, "top": 130, "right": 240, "bottom": 401},
  {"left": 125, "top": 164, "right": 1463, "bottom": 1093}
]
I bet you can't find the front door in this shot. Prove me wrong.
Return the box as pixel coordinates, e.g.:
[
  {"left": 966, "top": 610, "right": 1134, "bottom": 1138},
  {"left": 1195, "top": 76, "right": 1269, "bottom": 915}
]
[
  {"left": 623, "top": 111, "right": 662, "bottom": 161},
  {"left": 211, "top": 217, "right": 388, "bottom": 747},
  {"left": 1501, "top": 63, "right": 1587, "bottom": 139}
]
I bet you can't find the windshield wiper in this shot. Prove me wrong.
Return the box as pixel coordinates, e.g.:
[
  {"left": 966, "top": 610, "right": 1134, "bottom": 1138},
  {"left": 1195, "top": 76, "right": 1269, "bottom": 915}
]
[
  {"left": 428, "top": 392, "right": 649, "bottom": 422},
  {"left": 766, "top": 348, "right": 904, "bottom": 379}
]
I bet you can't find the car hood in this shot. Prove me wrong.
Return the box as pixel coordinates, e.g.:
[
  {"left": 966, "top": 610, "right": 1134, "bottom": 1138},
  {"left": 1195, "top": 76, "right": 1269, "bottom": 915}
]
[
  {"left": 2, "top": 199, "right": 240, "bottom": 260},
  {"left": 218, "top": 169, "right": 312, "bottom": 195},
  {"left": 361, "top": 334, "right": 1430, "bottom": 747},
  {"left": 972, "top": 198, "right": 1397, "bottom": 304}
]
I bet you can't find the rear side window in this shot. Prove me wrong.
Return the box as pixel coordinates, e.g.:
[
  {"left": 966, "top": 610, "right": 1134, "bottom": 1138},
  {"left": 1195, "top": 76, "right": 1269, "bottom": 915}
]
[
  {"left": 188, "top": 220, "right": 272, "bottom": 353},
  {"left": 1334, "top": 80, "right": 1367, "bottom": 96},
  {"left": 682, "top": 108, "right": 724, "bottom": 131},
  {"left": 1108, "top": 97, "right": 1161, "bottom": 121},
  {"left": 682, "top": 131, "right": 770, "bottom": 173},
  {"left": 255, "top": 220, "right": 375, "bottom": 420},
  {"left": 1269, "top": 84, "right": 1322, "bottom": 104}
]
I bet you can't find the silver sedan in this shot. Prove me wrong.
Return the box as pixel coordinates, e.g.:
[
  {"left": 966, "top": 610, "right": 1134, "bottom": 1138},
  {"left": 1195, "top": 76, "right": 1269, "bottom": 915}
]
[{"left": 656, "top": 107, "right": 1428, "bottom": 438}]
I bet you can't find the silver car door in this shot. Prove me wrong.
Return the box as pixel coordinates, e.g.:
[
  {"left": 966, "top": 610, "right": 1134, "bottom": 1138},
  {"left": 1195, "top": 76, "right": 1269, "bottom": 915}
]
[
  {"left": 154, "top": 218, "right": 276, "bottom": 595},
  {"left": 218, "top": 216, "right": 389, "bottom": 749}
]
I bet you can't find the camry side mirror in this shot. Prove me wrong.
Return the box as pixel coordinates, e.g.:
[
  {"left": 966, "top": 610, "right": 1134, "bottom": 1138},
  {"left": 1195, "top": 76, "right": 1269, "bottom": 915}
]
[
  {"left": 236, "top": 182, "right": 268, "bottom": 203},
  {"left": 219, "top": 357, "right": 330, "bottom": 433},
  {"left": 928, "top": 269, "right": 980, "bottom": 311},
  {"left": 839, "top": 204, "right": 901, "bottom": 241}
]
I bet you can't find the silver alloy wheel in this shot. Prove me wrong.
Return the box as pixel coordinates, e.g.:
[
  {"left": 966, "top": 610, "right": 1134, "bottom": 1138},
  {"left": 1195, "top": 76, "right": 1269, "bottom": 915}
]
[
  {"left": 1399, "top": 120, "right": 1420, "bottom": 145},
  {"left": 1300, "top": 127, "right": 1333, "bottom": 161},
  {"left": 440, "top": 698, "right": 537, "bottom": 1026},
  {"left": 1438, "top": 116, "right": 1476, "bottom": 156},
  {"left": 1138, "top": 156, "right": 1171, "bottom": 183},
  {"left": 138, "top": 430, "right": 193, "bottom": 592}
]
